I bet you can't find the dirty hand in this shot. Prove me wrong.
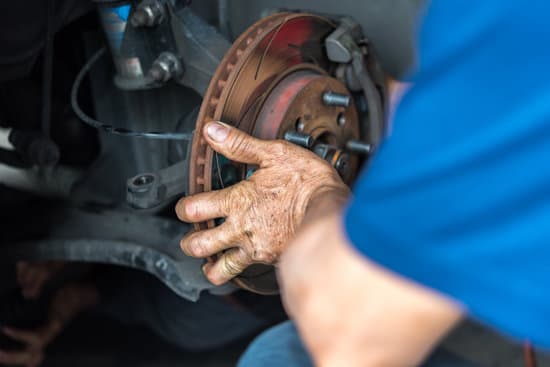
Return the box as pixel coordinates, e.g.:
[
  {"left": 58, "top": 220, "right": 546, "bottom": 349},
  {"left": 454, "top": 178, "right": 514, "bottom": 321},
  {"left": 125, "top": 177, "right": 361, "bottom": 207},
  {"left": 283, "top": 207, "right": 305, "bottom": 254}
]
[
  {"left": 16, "top": 261, "right": 66, "bottom": 300},
  {"left": 176, "top": 121, "right": 349, "bottom": 285},
  {"left": 0, "top": 284, "right": 99, "bottom": 367}
]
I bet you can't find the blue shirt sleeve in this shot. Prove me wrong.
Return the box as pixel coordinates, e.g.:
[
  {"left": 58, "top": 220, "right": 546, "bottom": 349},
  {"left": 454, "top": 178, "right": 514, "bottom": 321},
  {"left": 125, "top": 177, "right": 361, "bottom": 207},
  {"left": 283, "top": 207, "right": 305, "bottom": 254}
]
[{"left": 344, "top": 1, "right": 550, "bottom": 348}]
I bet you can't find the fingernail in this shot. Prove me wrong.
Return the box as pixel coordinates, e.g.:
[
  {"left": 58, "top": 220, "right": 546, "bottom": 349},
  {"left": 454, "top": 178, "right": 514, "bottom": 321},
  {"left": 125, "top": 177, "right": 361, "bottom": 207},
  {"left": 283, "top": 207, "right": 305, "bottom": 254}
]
[
  {"left": 202, "top": 262, "right": 212, "bottom": 274},
  {"left": 206, "top": 122, "right": 229, "bottom": 142}
]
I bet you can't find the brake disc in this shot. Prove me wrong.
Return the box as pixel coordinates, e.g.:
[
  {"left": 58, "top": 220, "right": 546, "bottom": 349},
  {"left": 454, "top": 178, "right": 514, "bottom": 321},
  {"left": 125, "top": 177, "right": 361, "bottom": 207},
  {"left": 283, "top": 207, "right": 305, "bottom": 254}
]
[{"left": 189, "top": 13, "right": 384, "bottom": 294}]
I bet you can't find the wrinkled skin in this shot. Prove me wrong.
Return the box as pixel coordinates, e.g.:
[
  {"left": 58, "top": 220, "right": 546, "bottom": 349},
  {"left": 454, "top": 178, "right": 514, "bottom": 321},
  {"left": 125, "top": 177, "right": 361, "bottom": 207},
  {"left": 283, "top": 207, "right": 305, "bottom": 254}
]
[{"left": 176, "top": 121, "right": 349, "bottom": 285}]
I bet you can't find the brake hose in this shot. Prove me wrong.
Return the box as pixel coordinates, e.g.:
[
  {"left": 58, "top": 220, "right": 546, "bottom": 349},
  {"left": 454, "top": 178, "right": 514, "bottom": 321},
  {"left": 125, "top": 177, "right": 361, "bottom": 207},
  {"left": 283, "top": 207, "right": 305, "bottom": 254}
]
[{"left": 71, "top": 47, "right": 194, "bottom": 141}]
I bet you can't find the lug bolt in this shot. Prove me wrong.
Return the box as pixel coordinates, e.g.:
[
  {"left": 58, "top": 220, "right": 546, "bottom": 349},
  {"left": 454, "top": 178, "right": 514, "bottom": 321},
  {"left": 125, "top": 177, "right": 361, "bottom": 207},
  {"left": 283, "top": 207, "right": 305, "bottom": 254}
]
[
  {"left": 322, "top": 91, "right": 351, "bottom": 107},
  {"left": 346, "top": 140, "right": 372, "bottom": 155},
  {"left": 284, "top": 131, "right": 314, "bottom": 148}
]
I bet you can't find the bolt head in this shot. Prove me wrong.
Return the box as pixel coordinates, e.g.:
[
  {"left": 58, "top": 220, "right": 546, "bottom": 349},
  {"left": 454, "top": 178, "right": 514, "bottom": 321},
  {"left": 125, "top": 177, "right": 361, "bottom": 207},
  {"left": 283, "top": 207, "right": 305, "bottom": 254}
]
[
  {"left": 149, "top": 65, "right": 167, "bottom": 82},
  {"left": 130, "top": 9, "right": 148, "bottom": 27},
  {"left": 134, "top": 174, "right": 154, "bottom": 186},
  {"left": 129, "top": 174, "right": 155, "bottom": 194}
]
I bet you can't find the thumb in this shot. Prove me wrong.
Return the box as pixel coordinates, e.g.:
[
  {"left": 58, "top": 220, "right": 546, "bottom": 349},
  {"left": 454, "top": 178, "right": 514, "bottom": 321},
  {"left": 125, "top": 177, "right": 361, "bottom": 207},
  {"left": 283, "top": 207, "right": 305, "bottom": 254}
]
[{"left": 203, "top": 121, "right": 271, "bottom": 165}]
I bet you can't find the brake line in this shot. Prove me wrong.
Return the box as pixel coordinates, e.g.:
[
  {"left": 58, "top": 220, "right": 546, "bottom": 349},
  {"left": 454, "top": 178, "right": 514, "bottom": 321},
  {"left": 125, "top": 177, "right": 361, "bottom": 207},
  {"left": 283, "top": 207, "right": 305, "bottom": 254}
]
[{"left": 71, "top": 47, "right": 194, "bottom": 141}]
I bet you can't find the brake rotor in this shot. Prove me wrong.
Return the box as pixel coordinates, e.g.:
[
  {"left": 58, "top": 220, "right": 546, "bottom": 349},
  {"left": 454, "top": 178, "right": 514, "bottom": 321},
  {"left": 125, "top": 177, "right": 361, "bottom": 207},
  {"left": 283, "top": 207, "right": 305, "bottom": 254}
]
[{"left": 190, "top": 13, "right": 364, "bottom": 294}]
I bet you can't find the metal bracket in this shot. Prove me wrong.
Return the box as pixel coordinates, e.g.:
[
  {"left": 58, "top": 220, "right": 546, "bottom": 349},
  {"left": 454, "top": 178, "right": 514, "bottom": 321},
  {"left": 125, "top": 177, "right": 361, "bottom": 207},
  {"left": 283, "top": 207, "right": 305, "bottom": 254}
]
[
  {"left": 0, "top": 207, "right": 234, "bottom": 301},
  {"left": 127, "top": 160, "right": 188, "bottom": 209},
  {"left": 169, "top": 6, "right": 231, "bottom": 95},
  {"left": 325, "top": 17, "right": 363, "bottom": 64}
]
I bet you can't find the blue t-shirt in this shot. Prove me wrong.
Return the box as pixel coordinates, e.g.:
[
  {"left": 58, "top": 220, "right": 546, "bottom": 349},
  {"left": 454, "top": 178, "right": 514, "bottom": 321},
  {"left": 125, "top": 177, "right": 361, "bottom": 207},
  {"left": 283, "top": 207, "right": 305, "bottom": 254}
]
[{"left": 345, "top": 1, "right": 550, "bottom": 348}]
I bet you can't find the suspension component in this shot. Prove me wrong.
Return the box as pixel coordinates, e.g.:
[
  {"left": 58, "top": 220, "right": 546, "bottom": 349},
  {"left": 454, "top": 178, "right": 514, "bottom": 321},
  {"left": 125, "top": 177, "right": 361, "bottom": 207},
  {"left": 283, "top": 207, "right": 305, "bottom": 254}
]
[
  {"left": 130, "top": 0, "right": 166, "bottom": 28},
  {"left": 148, "top": 52, "right": 183, "bottom": 82}
]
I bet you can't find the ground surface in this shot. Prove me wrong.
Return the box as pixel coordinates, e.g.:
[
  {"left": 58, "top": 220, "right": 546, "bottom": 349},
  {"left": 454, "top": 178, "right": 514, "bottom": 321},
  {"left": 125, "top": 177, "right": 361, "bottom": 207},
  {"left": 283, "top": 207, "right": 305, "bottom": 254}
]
[{"left": 42, "top": 314, "right": 249, "bottom": 367}]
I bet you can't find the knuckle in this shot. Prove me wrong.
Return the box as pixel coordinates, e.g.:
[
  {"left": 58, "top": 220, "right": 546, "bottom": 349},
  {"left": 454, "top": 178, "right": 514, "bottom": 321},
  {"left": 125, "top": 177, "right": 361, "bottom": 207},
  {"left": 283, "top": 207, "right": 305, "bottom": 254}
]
[
  {"left": 242, "top": 232, "right": 268, "bottom": 262},
  {"left": 217, "top": 189, "right": 235, "bottom": 215},
  {"left": 228, "top": 132, "right": 250, "bottom": 156},
  {"left": 222, "top": 258, "right": 242, "bottom": 276},
  {"left": 269, "top": 140, "right": 290, "bottom": 158},
  {"left": 183, "top": 234, "right": 207, "bottom": 257},
  {"left": 189, "top": 239, "right": 208, "bottom": 257},
  {"left": 220, "top": 221, "right": 238, "bottom": 245},
  {"left": 179, "top": 235, "right": 194, "bottom": 256},
  {"left": 223, "top": 251, "right": 249, "bottom": 276},
  {"left": 251, "top": 248, "right": 272, "bottom": 263}
]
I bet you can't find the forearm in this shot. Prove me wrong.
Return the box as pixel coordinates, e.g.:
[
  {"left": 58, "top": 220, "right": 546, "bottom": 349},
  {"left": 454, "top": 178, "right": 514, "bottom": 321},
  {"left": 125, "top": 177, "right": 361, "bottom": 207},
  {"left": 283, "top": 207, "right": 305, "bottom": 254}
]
[
  {"left": 280, "top": 210, "right": 463, "bottom": 367},
  {"left": 301, "top": 185, "right": 350, "bottom": 227}
]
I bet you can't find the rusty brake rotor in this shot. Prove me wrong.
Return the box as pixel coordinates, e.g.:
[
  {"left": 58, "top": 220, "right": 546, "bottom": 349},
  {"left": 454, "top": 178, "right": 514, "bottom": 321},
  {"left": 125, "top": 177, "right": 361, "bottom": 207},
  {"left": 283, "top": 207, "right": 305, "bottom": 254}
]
[{"left": 189, "top": 13, "right": 370, "bottom": 294}]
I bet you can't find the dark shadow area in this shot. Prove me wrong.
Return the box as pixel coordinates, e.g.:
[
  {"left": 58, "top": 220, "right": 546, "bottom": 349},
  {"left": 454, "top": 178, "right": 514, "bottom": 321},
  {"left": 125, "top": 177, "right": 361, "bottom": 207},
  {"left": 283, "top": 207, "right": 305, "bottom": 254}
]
[{"left": 43, "top": 314, "right": 251, "bottom": 367}]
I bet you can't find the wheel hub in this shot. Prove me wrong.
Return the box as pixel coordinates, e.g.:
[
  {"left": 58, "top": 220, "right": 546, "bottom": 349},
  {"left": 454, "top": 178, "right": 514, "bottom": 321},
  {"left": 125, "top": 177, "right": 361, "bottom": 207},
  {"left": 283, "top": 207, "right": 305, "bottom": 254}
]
[
  {"left": 253, "top": 67, "right": 360, "bottom": 183},
  {"left": 189, "top": 13, "right": 384, "bottom": 294}
]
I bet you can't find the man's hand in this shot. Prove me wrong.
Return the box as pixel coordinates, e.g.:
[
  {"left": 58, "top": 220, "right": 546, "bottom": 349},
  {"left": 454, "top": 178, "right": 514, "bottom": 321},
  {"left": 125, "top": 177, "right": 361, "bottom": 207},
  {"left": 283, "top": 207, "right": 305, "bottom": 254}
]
[
  {"left": 0, "top": 325, "right": 55, "bottom": 367},
  {"left": 279, "top": 209, "right": 464, "bottom": 367},
  {"left": 16, "top": 261, "right": 65, "bottom": 300},
  {"left": 0, "top": 284, "right": 99, "bottom": 367},
  {"left": 176, "top": 121, "right": 349, "bottom": 285}
]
